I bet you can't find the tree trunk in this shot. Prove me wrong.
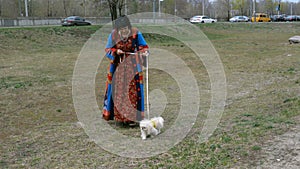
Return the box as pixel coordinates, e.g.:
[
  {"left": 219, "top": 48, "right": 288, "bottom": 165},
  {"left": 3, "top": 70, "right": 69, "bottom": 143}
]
[
  {"left": 63, "top": 0, "right": 68, "bottom": 16},
  {"left": 47, "top": 0, "right": 50, "bottom": 17},
  {"left": 0, "top": 0, "right": 2, "bottom": 17},
  {"left": 107, "top": 0, "right": 125, "bottom": 23},
  {"left": 118, "top": 0, "right": 124, "bottom": 17},
  {"left": 109, "top": 2, "right": 117, "bottom": 22}
]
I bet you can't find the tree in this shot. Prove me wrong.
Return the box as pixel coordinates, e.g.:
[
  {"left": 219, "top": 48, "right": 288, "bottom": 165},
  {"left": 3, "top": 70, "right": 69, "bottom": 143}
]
[
  {"left": 47, "top": 0, "right": 52, "bottom": 17},
  {"left": 1, "top": 0, "right": 299, "bottom": 19},
  {"left": 264, "top": 0, "right": 275, "bottom": 15},
  {"left": 214, "top": 0, "right": 231, "bottom": 21},
  {"left": 132, "top": 0, "right": 151, "bottom": 13},
  {"left": 0, "top": 0, "right": 2, "bottom": 17},
  {"left": 176, "top": 0, "right": 188, "bottom": 17},
  {"left": 131, "top": 0, "right": 139, "bottom": 14},
  {"left": 63, "top": 0, "right": 69, "bottom": 16},
  {"left": 105, "top": 0, "right": 125, "bottom": 21},
  {"left": 0, "top": 0, "right": 19, "bottom": 17},
  {"left": 232, "top": 0, "right": 246, "bottom": 15}
]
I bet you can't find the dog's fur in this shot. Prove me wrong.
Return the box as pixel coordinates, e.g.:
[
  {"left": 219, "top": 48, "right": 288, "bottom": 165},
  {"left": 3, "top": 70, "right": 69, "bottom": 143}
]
[{"left": 139, "top": 117, "right": 164, "bottom": 140}]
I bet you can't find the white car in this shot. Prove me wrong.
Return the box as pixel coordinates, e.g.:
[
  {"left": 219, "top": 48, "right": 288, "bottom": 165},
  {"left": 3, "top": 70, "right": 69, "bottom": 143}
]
[
  {"left": 190, "top": 15, "right": 217, "bottom": 23},
  {"left": 229, "top": 16, "right": 250, "bottom": 22}
]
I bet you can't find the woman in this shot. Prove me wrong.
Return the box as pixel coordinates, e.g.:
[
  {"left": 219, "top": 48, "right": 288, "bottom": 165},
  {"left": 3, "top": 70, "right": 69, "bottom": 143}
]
[{"left": 102, "top": 15, "right": 149, "bottom": 124}]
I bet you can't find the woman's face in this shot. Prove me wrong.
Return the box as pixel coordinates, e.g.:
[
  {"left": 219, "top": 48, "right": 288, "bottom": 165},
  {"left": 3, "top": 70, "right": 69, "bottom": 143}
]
[{"left": 118, "top": 26, "right": 130, "bottom": 39}]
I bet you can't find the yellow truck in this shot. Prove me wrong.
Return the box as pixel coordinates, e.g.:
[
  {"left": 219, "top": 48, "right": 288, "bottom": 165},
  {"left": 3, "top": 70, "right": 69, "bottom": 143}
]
[{"left": 251, "top": 13, "right": 271, "bottom": 22}]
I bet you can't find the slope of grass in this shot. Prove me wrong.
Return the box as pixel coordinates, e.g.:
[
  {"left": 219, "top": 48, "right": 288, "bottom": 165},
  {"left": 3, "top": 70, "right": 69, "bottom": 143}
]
[{"left": 1, "top": 23, "right": 300, "bottom": 168}]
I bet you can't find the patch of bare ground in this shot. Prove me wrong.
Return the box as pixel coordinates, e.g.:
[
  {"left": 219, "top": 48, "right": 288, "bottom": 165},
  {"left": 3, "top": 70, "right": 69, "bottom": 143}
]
[{"left": 258, "top": 116, "right": 300, "bottom": 169}]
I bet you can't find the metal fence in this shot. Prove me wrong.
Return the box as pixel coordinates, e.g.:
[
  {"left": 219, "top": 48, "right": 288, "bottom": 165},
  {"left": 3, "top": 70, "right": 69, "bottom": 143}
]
[
  {"left": 0, "top": 16, "right": 187, "bottom": 27},
  {"left": 0, "top": 17, "right": 112, "bottom": 27}
]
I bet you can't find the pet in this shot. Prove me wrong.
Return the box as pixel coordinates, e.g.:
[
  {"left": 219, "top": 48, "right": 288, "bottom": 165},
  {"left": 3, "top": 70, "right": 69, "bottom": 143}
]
[{"left": 139, "top": 117, "right": 164, "bottom": 140}]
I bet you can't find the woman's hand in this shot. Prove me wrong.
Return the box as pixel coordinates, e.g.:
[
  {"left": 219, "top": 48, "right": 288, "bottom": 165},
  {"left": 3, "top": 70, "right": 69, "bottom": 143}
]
[
  {"left": 142, "top": 50, "right": 149, "bottom": 57},
  {"left": 116, "top": 49, "right": 124, "bottom": 55}
]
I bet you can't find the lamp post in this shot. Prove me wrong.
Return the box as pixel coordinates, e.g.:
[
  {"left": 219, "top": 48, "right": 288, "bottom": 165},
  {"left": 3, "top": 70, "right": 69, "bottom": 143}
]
[
  {"left": 153, "top": 0, "right": 156, "bottom": 23},
  {"left": 174, "top": 0, "right": 177, "bottom": 16},
  {"left": 159, "top": 0, "right": 163, "bottom": 17},
  {"left": 24, "top": 0, "right": 28, "bottom": 17},
  {"left": 202, "top": 0, "right": 205, "bottom": 16},
  {"left": 253, "top": 0, "right": 256, "bottom": 22}
]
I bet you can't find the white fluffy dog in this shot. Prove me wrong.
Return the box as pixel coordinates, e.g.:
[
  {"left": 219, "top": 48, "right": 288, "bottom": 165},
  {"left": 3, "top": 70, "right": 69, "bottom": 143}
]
[{"left": 139, "top": 117, "right": 164, "bottom": 140}]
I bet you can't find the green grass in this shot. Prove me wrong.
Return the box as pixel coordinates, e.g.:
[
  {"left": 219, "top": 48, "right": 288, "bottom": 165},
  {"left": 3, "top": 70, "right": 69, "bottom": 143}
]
[{"left": 1, "top": 23, "right": 300, "bottom": 168}]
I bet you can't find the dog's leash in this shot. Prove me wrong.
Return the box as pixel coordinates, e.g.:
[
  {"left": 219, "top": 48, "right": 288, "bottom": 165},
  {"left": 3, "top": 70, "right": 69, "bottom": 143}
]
[{"left": 146, "top": 51, "right": 149, "bottom": 119}]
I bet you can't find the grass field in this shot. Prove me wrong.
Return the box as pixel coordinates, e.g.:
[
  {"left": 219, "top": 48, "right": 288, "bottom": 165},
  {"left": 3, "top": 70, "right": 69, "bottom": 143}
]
[{"left": 1, "top": 23, "right": 300, "bottom": 168}]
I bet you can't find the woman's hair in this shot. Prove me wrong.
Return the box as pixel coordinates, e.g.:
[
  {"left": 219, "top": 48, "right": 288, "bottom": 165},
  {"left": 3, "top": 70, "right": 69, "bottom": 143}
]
[{"left": 114, "top": 15, "right": 132, "bottom": 30}]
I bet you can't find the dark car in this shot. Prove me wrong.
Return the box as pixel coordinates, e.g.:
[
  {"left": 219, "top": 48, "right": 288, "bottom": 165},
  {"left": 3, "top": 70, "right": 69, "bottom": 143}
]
[
  {"left": 61, "top": 16, "right": 91, "bottom": 26},
  {"left": 270, "top": 15, "right": 285, "bottom": 22},
  {"left": 284, "top": 15, "right": 299, "bottom": 22}
]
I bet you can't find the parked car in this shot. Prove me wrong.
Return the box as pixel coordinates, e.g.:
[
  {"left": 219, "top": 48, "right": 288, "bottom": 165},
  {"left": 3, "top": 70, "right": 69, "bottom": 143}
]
[
  {"left": 270, "top": 15, "right": 285, "bottom": 22},
  {"left": 251, "top": 13, "right": 271, "bottom": 22},
  {"left": 284, "top": 15, "right": 300, "bottom": 22},
  {"left": 190, "top": 15, "right": 217, "bottom": 23},
  {"left": 229, "top": 16, "right": 250, "bottom": 22},
  {"left": 61, "top": 16, "right": 91, "bottom": 26}
]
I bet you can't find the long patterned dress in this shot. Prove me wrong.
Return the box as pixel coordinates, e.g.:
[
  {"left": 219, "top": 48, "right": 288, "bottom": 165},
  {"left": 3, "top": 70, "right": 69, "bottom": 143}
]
[{"left": 102, "top": 27, "right": 149, "bottom": 123}]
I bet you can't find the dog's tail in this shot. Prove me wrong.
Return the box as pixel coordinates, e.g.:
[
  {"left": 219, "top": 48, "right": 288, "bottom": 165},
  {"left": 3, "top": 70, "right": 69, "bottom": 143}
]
[
  {"left": 159, "top": 117, "right": 164, "bottom": 122},
  {"left": 159, "top": 117, "right": 164, "bottom": 127}
]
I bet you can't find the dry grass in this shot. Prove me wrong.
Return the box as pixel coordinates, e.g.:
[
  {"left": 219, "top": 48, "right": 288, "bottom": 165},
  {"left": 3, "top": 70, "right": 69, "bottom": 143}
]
[{"left": 1, "top": 23, "right": 300, "bottom": 168}]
